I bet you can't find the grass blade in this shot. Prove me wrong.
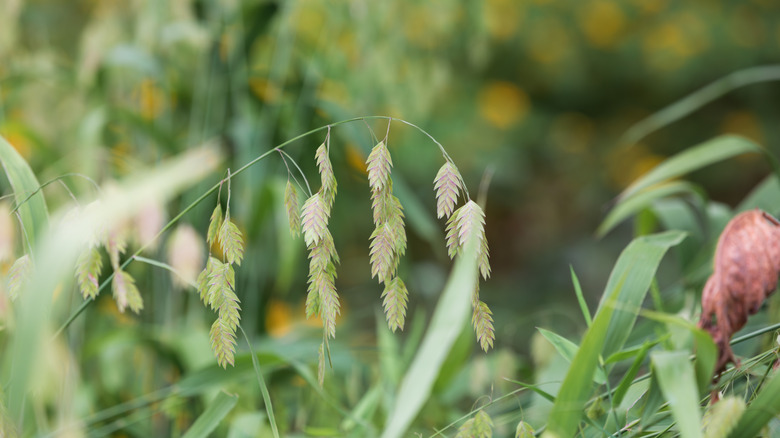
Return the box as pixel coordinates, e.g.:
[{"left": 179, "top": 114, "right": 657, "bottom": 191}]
[
  {"left": 570, "top": 266, "right": 591, "bottom": 327},
  {"left": 181, "top": 391, "right": 239, "bottom": 438},
  {"left": 598, "top": 231, "right": 686, "bottom": 359},
  {"left": 598, "top": 181, "right": 702, "bottom": 237},
  {"left": 618, "top": 135, "right": 765, "bottom": 202},
  {"left": 620, "top": 65, "right": 780, "bottom": 146},
  {"left": 651, "top": 351, "right": 702, "bottom": 438},
  {"left": 240, "top": 327, "right": 280, "bottom": 438},
  {"left": 380, "top": 233, "right": 479, "bottom": 438},
  {"left": 542, "top": 279, "right": 621, "bottom": 437},
  {"left": 537, "top": 328, "right": 606, "bottom": 384},
  {"left": 4, "top": 146, "right": 220, "bottom": 424},
  {"left": 0, "top": 135, "right": 49, "bottom": 249}
]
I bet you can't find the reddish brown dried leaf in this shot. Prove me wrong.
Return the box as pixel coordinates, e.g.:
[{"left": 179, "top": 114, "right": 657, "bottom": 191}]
[{"left": 698, "top": 209, "right": 780, "bottom": 374}]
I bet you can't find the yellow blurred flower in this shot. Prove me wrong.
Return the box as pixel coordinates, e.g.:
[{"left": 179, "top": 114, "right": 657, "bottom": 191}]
[
  {"left": 137, "top": 79, "right": 167, "bottom": 120},
  {"left": 249, "top": 77, "right": 282, "bottom": 103},
  {"left": 483, "top": 0, "right": 524, "bottom": 41},
  {"left": 1, "top": 123, "right": 32, "bottom": 159},
  {"left": 579, "top": 0, "right": 626, "bottom": 49},
  {"left": 478, "top": 81, "right": 530, "bottom": 129},
  {"left": 345, "top": 143, "right": 367, "bottom": 176},
  {"left": 316, "top": 78, "right": 349, "bottom": 107},
  {"left": 606, "top": 144, "right": 664, "bottom": 189},
  {"left": 527, "top": 17, "right": 571, "bottom": 65},
  {"left": 266, "top": 299, "right": 293, "bottom": 338}
]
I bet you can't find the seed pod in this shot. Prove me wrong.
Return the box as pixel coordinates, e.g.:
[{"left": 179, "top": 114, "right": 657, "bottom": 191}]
[{"left": 698, "top": 209, "right": 780, "bottom": 374}]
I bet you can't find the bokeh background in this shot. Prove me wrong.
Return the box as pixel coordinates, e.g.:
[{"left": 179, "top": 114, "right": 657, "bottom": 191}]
[{"left": 2, "top": 0, "right": 780, "bottom": 435}]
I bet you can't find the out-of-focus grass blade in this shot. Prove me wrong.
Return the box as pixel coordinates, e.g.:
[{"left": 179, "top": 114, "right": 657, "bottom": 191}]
[
  {"left": 341, "top": 384, "right": 382, "bottom": 432},
  {"left": 542, "top": 281, "right": 621, "bottom": 438},
  {"left": 651, "top": 199, "right": 704, "bottom": 270},
  {"left": 651, "top": 351, "right": 702, "bottom": 438},
  {"left": 618, "top": 135, "right": 765, "bottom": 202},
  {"left": 641, "top": 310, "right": 716, "bottom": 395},
  {"left": 537, "top": 328, "right": 606, "bottom": 384},
  {"left": 380, "top": 234, "right": 479, "bottom": 438},
  {"left": 4, "top": 146, "right": 220, "bottom": 424},
  {"left": 503, "top": 378, "right": 556, "bottom": 403},
  {"left": 181, "top": 391, "right": 239, "bottom": 438},
  {"left": 605, "top": 337, "right": 665, "bottom": 364},
  {"left": 570, "top": 266, "right": 591, "bottom": 327},
  {"left": 0, "top": 135, "right": 49, "bottom": 248},
  {"left": 620, "top": 65, "right": 780, "bottom": 146},
  {"left": 728, "top": 367, "right": 780, "bottom": 438},
  {"left": 598, "top": 231, "right": 686, "bottom": 359},
  {"left": 598, "top": 181, "right": 701, "bottom": 237}
]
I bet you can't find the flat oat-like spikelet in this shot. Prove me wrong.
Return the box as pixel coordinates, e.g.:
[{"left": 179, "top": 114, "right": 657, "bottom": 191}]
[
  {"left": 218, "top": 214, "right": 244, "bottom": 266},
  {"left": 366, "top": 141, "right": 392, "bottom": 192},
  {"left": 207, "top": 204, "right": 223, "bottom": 246},
  {"left": 473, "top": 300, "right": 495, "bottom": 352},
  {"left": 210, "top": 317, "right": 237, "bottom": 368},
  {"left": 316, "top": 143, "right": 337, "bottom": 208},
  {"left": 445, "top": 201, "right": 491, "bottom": 279},
  {"left": 76, "top": 246, "right": 103, "bottom": 299},
  {"left": 284, "top": 180, "right": 301, "bottom": 237},
  {"left": 434, "top": 161, "right": 462, "bottom": 219},
  {"left": 698, "top": 209, "right": 780, "bottom": 374},
  {"left": 112, "top": 269, "right": 143, "bottom": 313},
  {"left": 301, "top": 193, "right": 329, "bottom": 247},
  {"left": 382, "top": 277, "right": 409, "bottom": 332}
]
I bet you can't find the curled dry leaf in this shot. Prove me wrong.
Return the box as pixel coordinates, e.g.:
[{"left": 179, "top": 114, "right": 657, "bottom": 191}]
[{"left": 698, "top": 209, "right": 780, "bottom": 374}]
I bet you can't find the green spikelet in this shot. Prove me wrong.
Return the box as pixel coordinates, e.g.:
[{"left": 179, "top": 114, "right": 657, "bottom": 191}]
[{"left": 76, "top": 246, "right": 103, "bottom": 299}]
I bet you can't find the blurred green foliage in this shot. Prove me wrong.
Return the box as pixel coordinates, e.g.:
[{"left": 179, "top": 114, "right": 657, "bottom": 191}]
[{"left": 3, "top": 0, "right": 780, "bottom": 436}]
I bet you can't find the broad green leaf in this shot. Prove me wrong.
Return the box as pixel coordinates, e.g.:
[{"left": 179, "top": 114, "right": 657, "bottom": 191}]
[
  {"left": 597, "top": 231, "right": 686, "bottom": 359},
  {"left": 542, "top": 280, "right": 621, "bottom": 438},
  {"left": 618, "top": 135, "right": 765, "bottom": 202},
  {"left": 727, "top": 361, "right": 780, "bottom": 437},
  {"left": 598, "top": 181, "right": 701, "bottom": 237},
  {"left": 0, "top": 135, "right": 49, "bottom": 249},
  {"left": 380, "top": 232, "right": 479, "bottom": 438},
  {"left": 182, "top": 391, "right": 238, "bottom": 438},
  {"left": 651, "top": 351, "right": 702, "bottom": 438},
  {"left": 537, "top": 328, "right": 606, "bottom": 384},
  {"left": 651, "top": 198, "right": 704, "bottom": 269}
]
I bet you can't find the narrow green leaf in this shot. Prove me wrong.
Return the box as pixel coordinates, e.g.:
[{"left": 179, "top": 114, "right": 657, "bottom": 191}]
[
  {"left": 619, "top": 135, "right": 765, "bottom": 201},
  {"left": 651, "top": 351, "right": 702, "bottom": 438},
  {"left": 737, "top": 174, "right": 780, "bottom": 215},
  {"left": 181, "top": 391, "right": 238, "bottom": 438},
  {"left": 611, "top": 341, "right": 652, "bottom": 407},
  {"left": 537, "top": 328, "right": 606, "bottom": 384},
  {"left": 380, "top": 231, "right": 479, "bottom": 438},
  {"left": 542, "top": 281, "right": 621, "bottom": 438},
  {"left": 504, "top": 378, "right": 556, "bottom": 402},
  {"left": 597, "top": 230, "right": 686, "bottom": 359},
  {"left": 570, "top": 266, "right": 591, "bottom": 327},
  {"left": 0, "top": 135, "right": 49, "bottom": 249},
  {"left": 598, "top": 181, "right": 702, "bottom": 237}
]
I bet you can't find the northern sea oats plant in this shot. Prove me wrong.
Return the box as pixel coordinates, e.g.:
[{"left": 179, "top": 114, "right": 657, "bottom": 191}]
[{"left": 14, "top": 117, "right": 492, "bottom": 390}]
